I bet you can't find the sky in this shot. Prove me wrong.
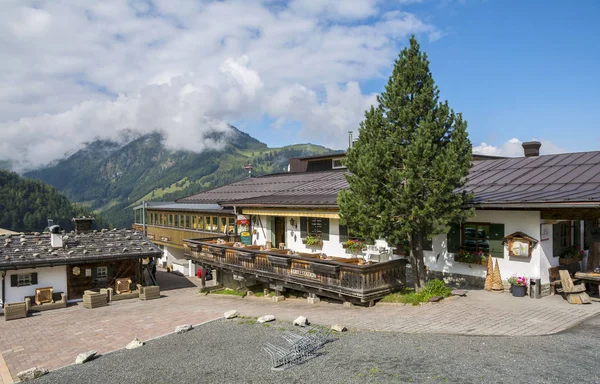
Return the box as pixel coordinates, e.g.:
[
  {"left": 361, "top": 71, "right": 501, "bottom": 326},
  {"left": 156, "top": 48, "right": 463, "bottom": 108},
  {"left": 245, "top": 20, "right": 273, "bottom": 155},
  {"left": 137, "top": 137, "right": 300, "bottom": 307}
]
[{"left": 1, "top": 0, "right": 599, "bottom": 171}]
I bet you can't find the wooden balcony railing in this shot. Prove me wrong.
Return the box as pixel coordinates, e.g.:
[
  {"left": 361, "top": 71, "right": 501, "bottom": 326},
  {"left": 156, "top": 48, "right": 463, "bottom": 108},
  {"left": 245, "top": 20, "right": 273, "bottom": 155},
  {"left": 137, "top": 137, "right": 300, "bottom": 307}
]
[{"left": 183, "top": 238, "right": 408, "bottom": 304}]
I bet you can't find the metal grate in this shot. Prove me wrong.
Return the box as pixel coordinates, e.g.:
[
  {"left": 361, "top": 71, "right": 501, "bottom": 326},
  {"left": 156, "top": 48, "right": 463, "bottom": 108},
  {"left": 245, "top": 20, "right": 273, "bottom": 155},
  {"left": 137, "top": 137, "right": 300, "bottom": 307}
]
[{"left": 263, "top": 327, "right": 334, "bottom": 371}]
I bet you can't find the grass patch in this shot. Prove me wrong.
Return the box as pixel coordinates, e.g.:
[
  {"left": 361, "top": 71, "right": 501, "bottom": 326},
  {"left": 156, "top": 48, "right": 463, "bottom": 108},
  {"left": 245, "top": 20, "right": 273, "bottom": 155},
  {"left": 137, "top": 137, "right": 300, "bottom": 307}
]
[
  {"left": 210, "top": 288, "right": 246, "bottom": 297},
  {"left": 380, "top": 279, "right": 452, "bottom": 305}
]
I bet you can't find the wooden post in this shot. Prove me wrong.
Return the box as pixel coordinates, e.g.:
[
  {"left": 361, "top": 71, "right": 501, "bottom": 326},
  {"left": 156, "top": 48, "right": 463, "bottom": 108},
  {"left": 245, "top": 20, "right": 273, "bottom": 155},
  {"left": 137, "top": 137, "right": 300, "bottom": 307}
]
[{"left": 200, "top": 264, "right": 206, "bottom": 289}]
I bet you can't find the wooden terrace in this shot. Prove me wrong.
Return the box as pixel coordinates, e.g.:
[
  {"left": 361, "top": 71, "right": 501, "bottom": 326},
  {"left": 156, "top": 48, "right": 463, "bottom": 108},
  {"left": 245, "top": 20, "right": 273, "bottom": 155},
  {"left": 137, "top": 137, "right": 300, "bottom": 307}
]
[{"left": 183, "top": 238, "right": 408, "bottom": 304}]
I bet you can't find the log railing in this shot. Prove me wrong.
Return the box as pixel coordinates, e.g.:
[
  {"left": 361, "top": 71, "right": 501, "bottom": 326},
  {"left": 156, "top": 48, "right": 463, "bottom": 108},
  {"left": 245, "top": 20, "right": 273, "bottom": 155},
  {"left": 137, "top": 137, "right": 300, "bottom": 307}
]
[{"left": 183, "top": 238, "right": 407, "bottom": 303}]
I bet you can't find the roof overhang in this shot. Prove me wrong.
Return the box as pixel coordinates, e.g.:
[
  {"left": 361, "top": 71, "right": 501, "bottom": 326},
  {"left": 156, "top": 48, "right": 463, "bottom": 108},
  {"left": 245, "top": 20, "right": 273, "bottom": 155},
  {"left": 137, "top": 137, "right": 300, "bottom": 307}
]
[
  {"left": 241, "top": 208, "right": 340, "bottom": 219},
  {"left": 0, "top": 251, "right": 162, "bottom": 272},
  {"left": 471, "top": 202, "right": 600, "bottom": 210}
]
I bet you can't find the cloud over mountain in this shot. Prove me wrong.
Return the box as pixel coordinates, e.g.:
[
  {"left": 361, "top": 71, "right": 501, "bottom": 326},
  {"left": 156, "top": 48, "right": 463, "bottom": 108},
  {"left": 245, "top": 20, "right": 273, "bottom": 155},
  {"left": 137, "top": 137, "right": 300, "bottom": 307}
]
[{"left": 0, "top": 0, "right": 438, "bottom": 171}]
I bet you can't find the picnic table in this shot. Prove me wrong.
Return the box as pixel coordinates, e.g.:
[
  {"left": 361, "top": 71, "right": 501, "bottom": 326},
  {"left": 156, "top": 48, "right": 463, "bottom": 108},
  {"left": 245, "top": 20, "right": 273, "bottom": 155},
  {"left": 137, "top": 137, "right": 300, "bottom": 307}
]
[{"left": 574, "top": 272, "right": 600, "bottom": 296}]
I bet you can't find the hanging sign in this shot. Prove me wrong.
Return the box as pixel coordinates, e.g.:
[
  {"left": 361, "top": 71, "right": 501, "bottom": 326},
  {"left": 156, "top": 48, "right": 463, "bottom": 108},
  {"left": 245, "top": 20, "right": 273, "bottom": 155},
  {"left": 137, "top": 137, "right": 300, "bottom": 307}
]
[{"left": 237, "top": 215, "right": 250, "bottom": 225}]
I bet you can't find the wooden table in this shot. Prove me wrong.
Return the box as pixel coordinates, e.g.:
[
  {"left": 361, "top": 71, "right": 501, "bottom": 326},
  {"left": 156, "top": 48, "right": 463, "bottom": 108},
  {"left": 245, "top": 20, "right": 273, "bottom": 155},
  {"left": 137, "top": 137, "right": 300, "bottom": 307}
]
[{"left": 574, "top": 272, "right": 600, "bottom": 295}]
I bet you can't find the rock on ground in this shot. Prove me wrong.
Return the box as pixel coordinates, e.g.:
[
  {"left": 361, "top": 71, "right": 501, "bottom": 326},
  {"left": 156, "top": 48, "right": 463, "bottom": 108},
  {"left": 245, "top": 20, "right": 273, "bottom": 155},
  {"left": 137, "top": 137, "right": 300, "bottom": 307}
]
[
  {"left": 451, "top": 290, "right": 468, "bottom": 296},
  {"left": 293, "top": 316, "right": 309, "bottom": 327},
  {"left": 125, "top": 338, "right": 144, "bottom": 350},
  {"left": 75, "top": 350, "right": 97, "bottom": 365},
  {"left": 16, "top": 367, "right": 48, "bottom": 382},
  {"left": 331, "top": 324, "right": 347, "bottom": 332},
  {"left": 224, "top": 310, "right": 239, "bottom": 319},
  {"left": 257, "top": 315, "right": 275, "bottom": 323},
  {"left": 175, "top": 324, "right": 193, "bottom": 334}
]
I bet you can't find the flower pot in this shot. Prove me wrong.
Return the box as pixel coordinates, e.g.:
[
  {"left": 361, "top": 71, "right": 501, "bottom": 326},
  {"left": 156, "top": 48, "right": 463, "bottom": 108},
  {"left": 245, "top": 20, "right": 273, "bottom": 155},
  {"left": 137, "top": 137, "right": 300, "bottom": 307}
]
[{"left": 511, "top": 285, "right": 526, "bottom": 297}]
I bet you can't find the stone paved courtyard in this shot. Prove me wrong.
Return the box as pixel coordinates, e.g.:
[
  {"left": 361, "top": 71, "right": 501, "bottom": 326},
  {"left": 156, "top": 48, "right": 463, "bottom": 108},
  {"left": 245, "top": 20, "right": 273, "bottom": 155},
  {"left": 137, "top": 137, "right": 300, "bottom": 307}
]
[{"left": 1, "top": 271, "right": 600, "bottom": 383}]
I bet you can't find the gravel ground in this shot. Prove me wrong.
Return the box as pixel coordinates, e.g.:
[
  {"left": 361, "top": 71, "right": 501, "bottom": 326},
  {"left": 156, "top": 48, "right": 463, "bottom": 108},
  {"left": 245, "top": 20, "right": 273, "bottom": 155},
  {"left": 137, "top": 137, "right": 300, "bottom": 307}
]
[{"left": 34, "top": 314, "right": 600, "bottom": 384}]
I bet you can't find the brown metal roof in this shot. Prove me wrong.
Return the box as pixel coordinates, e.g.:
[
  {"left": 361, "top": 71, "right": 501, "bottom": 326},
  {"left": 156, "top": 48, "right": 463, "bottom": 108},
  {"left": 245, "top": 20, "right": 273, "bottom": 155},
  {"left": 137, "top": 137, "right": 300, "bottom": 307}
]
[
  {"left": 460, "top": 150, "right": 600, "bottom": 206},
  {"left": 176, "top": 150, "right": 600, "bottom": 209},
  {"left": 177, "top": 170, "right": 348, "bottom": 206}
]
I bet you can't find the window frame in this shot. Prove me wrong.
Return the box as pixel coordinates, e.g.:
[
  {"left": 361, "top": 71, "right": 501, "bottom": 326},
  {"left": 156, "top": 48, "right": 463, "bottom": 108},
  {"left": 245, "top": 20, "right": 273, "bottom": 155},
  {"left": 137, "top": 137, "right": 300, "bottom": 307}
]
[
  {"left": 331, "top": 158, "right": 346, "bottom": 169},
  {"left": 17, "top": 273, "right": 32, "bottom": 287},
  {"left": 96, "top": 266, "right": 108, "bottom": 278}
]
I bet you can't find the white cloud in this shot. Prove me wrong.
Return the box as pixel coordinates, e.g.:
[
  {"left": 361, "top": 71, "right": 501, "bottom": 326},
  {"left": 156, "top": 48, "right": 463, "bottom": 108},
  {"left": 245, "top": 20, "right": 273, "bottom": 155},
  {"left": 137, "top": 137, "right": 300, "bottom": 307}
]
[
  {"left": 0, "top": 0, "right": 439, "bottom": 171},
  {"left": 473, "top": 138, "right": 567, "bottom": 157}
]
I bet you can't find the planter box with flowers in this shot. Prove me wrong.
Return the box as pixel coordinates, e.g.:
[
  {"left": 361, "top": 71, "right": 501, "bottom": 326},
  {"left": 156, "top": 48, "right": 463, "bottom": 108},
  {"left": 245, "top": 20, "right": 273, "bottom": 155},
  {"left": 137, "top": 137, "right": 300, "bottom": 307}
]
[
  {"left": 507, "top": 274, "right": 528, "bottom": 297},
  {"left": 454, "top": 249, "right": 488, "bottom": 266},
  {"left": 302, "top": 235, "right": 323, "bottom": 247},
  {"left": 342, "top": 239, "right": 365, "bottom": 254},
  {"left": 558, "top": 246, "right": 584, "bottom": 266}
]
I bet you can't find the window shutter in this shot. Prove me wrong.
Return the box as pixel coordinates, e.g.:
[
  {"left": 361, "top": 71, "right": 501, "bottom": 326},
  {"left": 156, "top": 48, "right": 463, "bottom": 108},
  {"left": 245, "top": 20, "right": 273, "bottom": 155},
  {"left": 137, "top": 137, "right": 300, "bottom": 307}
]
[
  {"left": 574, "top": 221, "right": 580, "bottom": 248},
  {"left": 31, "top": 272, "right": 38, "bottom": 285},
  {"left": 300, "top": 217, "right": 307, "bottom": 239},
  {"left": 321, "top": 219, "right": 330, "bottom": 241},
  {"left": 92, "top": 267, "right": 98, "bottom": 278},
  {"left": 489, "top": 223, "right": 505, "bottom": 258},
  {"left": 108, "top": 265, "right": 115, "bottom": 278},
  {"left": 10, "top": 274, "right": 18, "bottom": 287},
  {"left": 447, "top": 224, "right": 461, "bottom": 253},
  {"left": 339, "top": 224, "right": 348, "bottom": 243}
]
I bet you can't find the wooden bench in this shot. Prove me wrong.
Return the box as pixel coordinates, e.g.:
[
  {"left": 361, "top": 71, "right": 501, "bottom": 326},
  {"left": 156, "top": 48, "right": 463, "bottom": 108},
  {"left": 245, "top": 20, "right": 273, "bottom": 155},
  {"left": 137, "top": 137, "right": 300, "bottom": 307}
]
[
  {"left": 559, "top": 270, "right": 591, "bottom": 304},
  {"left": 549, "top": 264, "right": 581, "bottom": 295}
]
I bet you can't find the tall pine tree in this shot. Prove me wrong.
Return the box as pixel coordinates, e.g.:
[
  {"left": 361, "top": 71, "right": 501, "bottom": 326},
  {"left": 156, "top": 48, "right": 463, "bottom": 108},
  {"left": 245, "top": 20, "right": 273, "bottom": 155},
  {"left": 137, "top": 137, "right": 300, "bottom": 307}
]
[{"left": 338, "top": 36, "right": 473, "bottom": 291}]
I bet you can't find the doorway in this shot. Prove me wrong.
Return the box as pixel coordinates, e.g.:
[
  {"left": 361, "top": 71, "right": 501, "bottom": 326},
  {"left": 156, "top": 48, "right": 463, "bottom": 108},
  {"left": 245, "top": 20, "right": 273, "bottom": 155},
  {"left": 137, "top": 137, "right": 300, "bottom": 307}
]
[{"left": 274, "top": 217, "right": 285, "bottom": 248}]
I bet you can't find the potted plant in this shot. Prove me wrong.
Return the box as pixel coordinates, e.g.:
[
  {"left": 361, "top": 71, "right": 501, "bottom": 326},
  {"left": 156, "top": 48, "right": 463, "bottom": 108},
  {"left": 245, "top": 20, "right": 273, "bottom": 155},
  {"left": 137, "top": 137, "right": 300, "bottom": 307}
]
[
  {"left": 343, "top": 239, "right": 365, "bottom": 253},
  {"left": 302, "top": 235, "right": 323, "bottom": 247},
  {"left": 507, "top": 274, "right": 528, "bottom": 297}
]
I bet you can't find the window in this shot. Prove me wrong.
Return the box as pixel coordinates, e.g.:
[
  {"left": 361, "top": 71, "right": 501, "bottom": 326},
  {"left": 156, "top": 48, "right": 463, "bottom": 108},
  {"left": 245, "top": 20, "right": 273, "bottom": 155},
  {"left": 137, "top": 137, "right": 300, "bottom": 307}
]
[
  {"left": 169, "top": 214, "right": 174, "bottom": 226},
  {"left": 221, "top": 217, "right": 227, "bottom": 233},
  {"left": 332, "top": 158, "right": 346, "bottom": 169},
  {"left": 96, "top": 266, "right": 108, "bottom": 278},
  {"left": 447, "top": 222, "right": 504, "bottom": 258},
  {"left": 18, "top": 274, "right": 32, "bottom": 286},
  {"left": 205, "top": 216, "right": 211, "bottom": 231},
  {"left": 185, "top": 215, "right": 190, "bottom": 228},
  {"left": 212, "top": 217, "right": 219, "bottom": 232},
  {"left": 174, "top": 215, "right": 180, "bottom": 227},
  {"left": 300, "top": 217, "right": 330, "bottom": 240},
  {"left": 11, "top": 273, "right": 38, "bottom": 287},
  {"left": 462, "top": 223, "right": 490, "bottom": 254},
  {"left": 228, "top": 217, "right": 236, "bottom": 234},
  {"left": 197, "top": 216, "right": 204, "bottom": 230}
]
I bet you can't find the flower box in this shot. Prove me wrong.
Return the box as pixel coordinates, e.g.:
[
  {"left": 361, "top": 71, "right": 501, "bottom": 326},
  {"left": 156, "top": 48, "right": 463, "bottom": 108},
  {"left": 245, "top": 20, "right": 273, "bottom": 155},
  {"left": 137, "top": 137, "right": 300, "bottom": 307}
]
[
  {"left": 454, "top": 255, "right": 488, "bottom": 266},
  {"left": 302, "top": 238, "right": 323, "bottom": 247}
]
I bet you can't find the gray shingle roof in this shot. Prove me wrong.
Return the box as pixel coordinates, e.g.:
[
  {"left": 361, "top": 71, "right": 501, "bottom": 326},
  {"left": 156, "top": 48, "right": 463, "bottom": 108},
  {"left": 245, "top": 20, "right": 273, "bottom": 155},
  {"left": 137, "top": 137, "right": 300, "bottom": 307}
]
[{"left": 0, "top": 229, "right": 161, "bottom": 271}]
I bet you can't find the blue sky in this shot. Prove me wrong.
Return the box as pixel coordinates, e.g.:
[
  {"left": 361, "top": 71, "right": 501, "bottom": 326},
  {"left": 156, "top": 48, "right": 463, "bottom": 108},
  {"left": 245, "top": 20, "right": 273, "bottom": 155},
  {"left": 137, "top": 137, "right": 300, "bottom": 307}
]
[
  {"left": 361, "top": 0, "right": 600, "bottom": 155},
  {"left": 1, "top": 0, "right": 599, "bottom": 170}
]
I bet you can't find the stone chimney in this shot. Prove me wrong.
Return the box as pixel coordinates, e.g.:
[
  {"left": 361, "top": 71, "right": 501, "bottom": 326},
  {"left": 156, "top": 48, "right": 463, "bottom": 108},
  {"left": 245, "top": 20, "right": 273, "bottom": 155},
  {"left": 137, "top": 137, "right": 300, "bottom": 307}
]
[
  {"left": 522, "top": 141, "right": 541, "bottom": 157},
  {"left": 72, "top": 217, "right": 95, "bottom": 234}
]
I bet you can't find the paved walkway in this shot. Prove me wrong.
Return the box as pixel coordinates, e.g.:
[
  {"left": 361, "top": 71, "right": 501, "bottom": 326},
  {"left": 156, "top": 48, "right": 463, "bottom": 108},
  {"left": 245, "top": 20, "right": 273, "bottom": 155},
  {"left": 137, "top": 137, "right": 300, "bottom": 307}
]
[{"left": 1, "top": 271, "right": 599, "bottom": 383}]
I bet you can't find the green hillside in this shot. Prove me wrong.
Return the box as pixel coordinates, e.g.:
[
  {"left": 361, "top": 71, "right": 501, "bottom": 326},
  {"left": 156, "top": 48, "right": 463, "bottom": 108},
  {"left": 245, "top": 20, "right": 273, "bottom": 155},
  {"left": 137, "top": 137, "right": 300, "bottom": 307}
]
[
  {"left": 0, "top": 170, "right": 108, "bottom": 232},
  {"left": 25, "top": 127, "right": 333, "bottom": 228}
]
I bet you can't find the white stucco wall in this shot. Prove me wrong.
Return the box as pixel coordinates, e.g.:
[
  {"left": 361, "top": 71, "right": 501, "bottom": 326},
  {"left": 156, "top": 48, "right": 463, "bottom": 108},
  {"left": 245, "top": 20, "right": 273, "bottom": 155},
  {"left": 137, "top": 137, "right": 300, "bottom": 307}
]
[
  {"left": 249, "top": 215, "right": 364, "bottom": 258},
  {"left": 425, "top": 210, "right": 553, "bottom": 283},
  {"left": 1, "top": 266, "right": 67, "bottom": 305}
]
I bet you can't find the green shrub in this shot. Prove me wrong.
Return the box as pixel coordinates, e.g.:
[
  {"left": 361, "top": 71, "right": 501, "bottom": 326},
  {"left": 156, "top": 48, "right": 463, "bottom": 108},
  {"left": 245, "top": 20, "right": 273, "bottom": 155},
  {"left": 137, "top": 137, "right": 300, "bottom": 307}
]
[
  {"left": 380, "top": 279, "right": 451, "bottom": 305},
  {"left": 210, "top": 288, "right": 246, "bottom": 297}
]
